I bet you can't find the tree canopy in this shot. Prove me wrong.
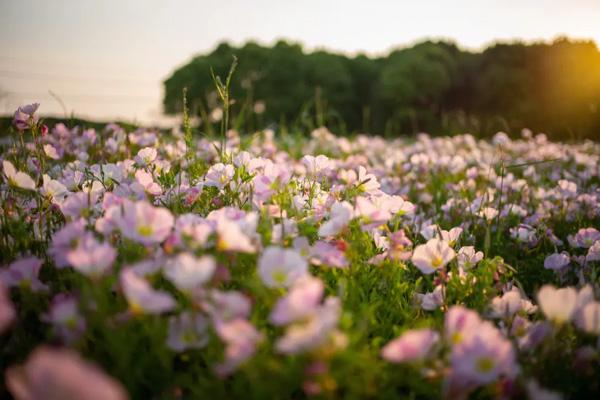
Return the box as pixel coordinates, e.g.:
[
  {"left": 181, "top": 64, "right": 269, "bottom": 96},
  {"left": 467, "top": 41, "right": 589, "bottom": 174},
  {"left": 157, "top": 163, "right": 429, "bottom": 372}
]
[{"left": 163, "top": 38, "right": 600, "bottom": 139}]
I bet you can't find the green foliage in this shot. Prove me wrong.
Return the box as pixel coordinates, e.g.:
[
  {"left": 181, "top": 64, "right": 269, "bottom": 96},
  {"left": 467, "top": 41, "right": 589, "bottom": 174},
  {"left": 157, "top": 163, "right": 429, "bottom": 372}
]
[{"left": 163, "top": 38, "right": 600, "bottom": 139}]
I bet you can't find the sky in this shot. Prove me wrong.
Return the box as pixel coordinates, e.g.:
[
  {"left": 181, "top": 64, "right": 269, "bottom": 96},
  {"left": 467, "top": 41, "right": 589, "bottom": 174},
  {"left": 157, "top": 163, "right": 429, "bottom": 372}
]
[{"left": 1, "top": 0, "right": 599, "bottom": 126}]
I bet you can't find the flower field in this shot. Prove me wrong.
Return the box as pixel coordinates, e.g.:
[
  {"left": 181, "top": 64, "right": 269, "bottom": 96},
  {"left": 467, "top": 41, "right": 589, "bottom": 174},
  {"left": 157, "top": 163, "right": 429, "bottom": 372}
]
[{"left": 1, "top": 104, "right": 600, "bottom": 399}]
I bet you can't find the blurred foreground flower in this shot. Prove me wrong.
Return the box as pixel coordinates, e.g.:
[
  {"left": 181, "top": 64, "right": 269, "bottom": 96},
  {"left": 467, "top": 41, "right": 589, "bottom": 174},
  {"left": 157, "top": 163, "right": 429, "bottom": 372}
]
[
  {"left": 6, "top": 346, "right": 128, "bottom": 400},
  {"left": 381, "top": 328, "right": 439, "bottom": 363},
  {"left": 120, "top": 269, "right": 175, "bottom": 315}
]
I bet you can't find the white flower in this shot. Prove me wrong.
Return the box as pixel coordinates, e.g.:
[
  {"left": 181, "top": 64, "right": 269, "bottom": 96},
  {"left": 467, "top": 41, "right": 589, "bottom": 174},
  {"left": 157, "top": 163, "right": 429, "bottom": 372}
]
[
  {"left": 134, "top": 147, "right": 157, "bottom": 166},
  {"left": 215, "top": 218, "right": 256, "bottom": 253},
  {"left": 441, "top": 227, "right": 463, "bottom": 246},
  {"left": 537, "top": 285, "right": 577, "bottom": 324},
  {"left": 164, "top": 253, "right": 216, "bottom": 293},
  {"left": 318, "top": 201, "right": 352, "bottom": 237},
  {"left": 41, "top": 174, "right": 68, "bottom": 203},
  {"left": 576, "top": 302, "right": 600, "bottom": 335},
  {"left": 586, "top": 241, "right": 600, "bottom": 262},
  {"left": 258, "top": 246, "right": 308, "bottom": 288},
  {"left": 416, "top": 285, "right": 444, "bottom": 310},
  {"left": 489, "top": 287, "right": 536, "bottom": 319},
  {"left": 457, "top": 246, "right": 483, "bottom": 269},
  {"left": 478, "top": 207, "right": 499, "bottom": 221},
  {"left": 356, "top": 166, "right": 380, "bottom": 193},
  {"left": 2, "top": 160, "right": 36, "bottom": 190},
  {"left": 301, "top": 155, "right": 333, "bottom": 176},
  {"left": 205, "top": 163, "right": 235, "bottom": 189},
  {"left": 411, "top": 238, "right": 456, "bottom": 274},
  {"left": 43, "top": 144, "right": 60, "bottom": 160}
]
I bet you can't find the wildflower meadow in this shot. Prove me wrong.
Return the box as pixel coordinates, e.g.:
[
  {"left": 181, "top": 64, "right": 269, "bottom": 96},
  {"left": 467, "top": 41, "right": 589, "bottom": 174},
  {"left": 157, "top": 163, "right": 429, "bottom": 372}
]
[{"left": 1, "top": 99, "right": 599, "bottom": 399}]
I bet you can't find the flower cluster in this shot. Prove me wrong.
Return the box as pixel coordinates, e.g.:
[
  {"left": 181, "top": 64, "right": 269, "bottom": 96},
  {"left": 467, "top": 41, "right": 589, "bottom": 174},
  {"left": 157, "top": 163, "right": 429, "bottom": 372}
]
[{"left": 1, "top": 105, "right": 599, "bottom": 398}]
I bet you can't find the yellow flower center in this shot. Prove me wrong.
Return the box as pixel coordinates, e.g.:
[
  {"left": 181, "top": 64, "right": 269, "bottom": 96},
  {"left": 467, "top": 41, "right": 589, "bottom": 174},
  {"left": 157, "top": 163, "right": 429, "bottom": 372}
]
[
  {"left": 217, "top": 236, "right": 228, "bottom": 251},
  {"left": 272, "top": 270, "right": 287, "bottom": 284},
  {"left": 476, "top": 357, "right": 495, "bottom": 373},
  {"left": 65, "top": 317, "right": 78, "bottom": 329},
  {"left": 431, "top": 256, "right": 443, "bottom": 268},
  {"left": 130, "top": 302, "right": 144, "bottom": 316},
  {"left": 451, "top": 332, "right": 462, "bottom": 345},
  {"left": 183, "top": 330, "right": 197, "bottom": 344},
  {"left": 137, "top": 225, "right": 153, "bottom": 237}
]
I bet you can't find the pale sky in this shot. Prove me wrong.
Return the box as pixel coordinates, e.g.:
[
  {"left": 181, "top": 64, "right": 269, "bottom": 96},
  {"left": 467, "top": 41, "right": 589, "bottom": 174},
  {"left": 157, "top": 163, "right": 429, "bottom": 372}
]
[{"left": 1, "top": 0, "right": 599, "bottom": 126}]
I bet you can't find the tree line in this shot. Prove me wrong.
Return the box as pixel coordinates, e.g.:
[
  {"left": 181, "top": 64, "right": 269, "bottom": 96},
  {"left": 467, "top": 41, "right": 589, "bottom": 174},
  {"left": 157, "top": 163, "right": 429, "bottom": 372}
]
[{"left": 163, "top": 38, "right": 600, "bottom": 139}]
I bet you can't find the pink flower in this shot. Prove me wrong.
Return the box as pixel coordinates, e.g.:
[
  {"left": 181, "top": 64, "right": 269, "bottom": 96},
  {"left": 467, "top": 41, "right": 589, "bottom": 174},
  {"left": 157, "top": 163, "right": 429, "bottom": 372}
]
[
  {"left": 381, "top": 328, "right": 439, "bottom": 363},
  {"left": 275, "top": 297, "right": 343, "bottom": 355},
  {"left": 587, "top": 240, "right": 600, "bottom": 262},
  {"left": 59, "top": 192, "right": 100, "bottom": 220},
  {"left": 202, "top": 289, "right": 251, "bottom": 322},
  {"left": 448, "top": 321, "right": 516, "bottom": 389},
  {"left": 167, "top": 312, "right": 210, "bottom": 352},
  {"left": 252, "top": 174, "right": 276, "bottom": 203},
  {"left": 43, "top": 144, "right": 61, "bottom": 160},
  {"left": 118, "top": 200, "right": 174, "bottom": 245},
  {"left": 41, "top": 174, "right": 68, "bottom": 203},
  {"left": 133, "top": 170, "right": 162, "bottom": 196},
  {"left": 489, "top": 287, "right": 537, "bottom": 319},
  {"left": 537, "top": 285, "right": 577, "bottom": 324},
  {"left": 258, "top": 246, "right": 308, "bottom": 288},
  {"left": 270, "top": 276, "right": 324, "bottom": 325},
  {"left": 13, "top": 103, "right": 39, "bottom": 131},
  {"left": 2, "top": 160, "right": 36, "bottom": 191},
  {"left": 120, "top": 269, "right": 175, "bottom": 315},
  {"left": 66, "top": 233, "right": 116, "bottom": 277},
  {"left": 318, "top": 201, "right": 352, "bottom": 237},
  {"left": 576, "top": 301, "right": 600, "bottom": 335},
  {"left": 309, "top": 241, "right": 348, "bottom": 268},
  {"left": 173, "top": 214, "right": 214, "bottom": 249},
  {"left": 43, "top": 294, "right": 85, "bottom": 342},
  {"left": 510, "top": 224, "right": 537, "bottom": 245},
  {"left": 356, "top": 166, "right": 380, "bottom": 193},
  {"left": 271, "top": 219, "right": 298, "bottom": 244},
  {"left": 208, "top": 208, "right": 258, "bottom": 253},
  {"left": 411, "top": 238, "right": 455, "bottom": 274},
  {"left": 444, "top": 306, "right": 481, "bottom": 345},
  {"left": 164, "top": 253, "right": 216, "bottom": 293},
  {"left": 416, "top": 285, "right": 444, "bottom": 311},
  {"left": 1, "top": 257, "right": 48, "bottom": 292},
  {"left": 214, "top": 318, "right": 262, "bottom": 376},
  {"left": 204, "top": 163, "right": 235, "bottom": 189},
  {"left": 543, "top": 252, "right": 570, "bottom": 271},
  {"left": 387, "top": 230, "right": 413, "bottom": 261},
  {"left": 354, "top": 196, "right": 391, "bottom": 231},
  {"left": 50, "top": 219, "right": 86, "bottom": 268},
  {"left": 571, "top": 227, "right": 600, "bottom": 248},
  {"left": 301, "top": 155, "right": 333, "bottom": 177},
  {"left": 134, "top": 147, "right": 157, "bottom": 167},
  {"left": 457, "top": 246, "right": 483, "bottom": 269},
  {"left": 214, "top": 217, "right": 256, "bottom": 253},
  {"left": 5, "top": 346, "right": 128, "bottom": 400}
]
